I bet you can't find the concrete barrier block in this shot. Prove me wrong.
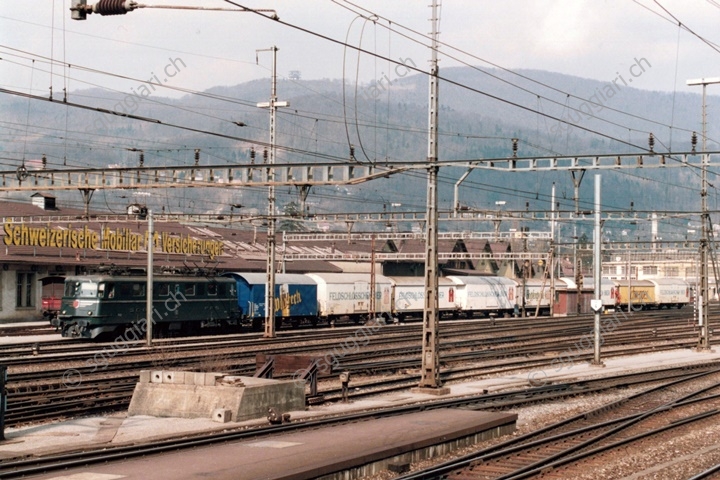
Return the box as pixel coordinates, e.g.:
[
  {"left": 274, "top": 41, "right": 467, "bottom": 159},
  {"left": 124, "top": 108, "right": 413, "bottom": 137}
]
[
  {"left": 203, "top": 373, "right": 224, "bottom": 386},
  {"left": 163, "top": 371, "right": 185, "bottom": 384},
  {"left": 191, "top": 372, "right": 223, "bottom": 386},
  {"left": 212, "top": 408, "right": 232, "bottom": 423},
  {"left": 151, "top": 371, "right": 164, "bottom": 384},
  {"left": 139, "top": 370, "right": 151, "bottom": 383}
]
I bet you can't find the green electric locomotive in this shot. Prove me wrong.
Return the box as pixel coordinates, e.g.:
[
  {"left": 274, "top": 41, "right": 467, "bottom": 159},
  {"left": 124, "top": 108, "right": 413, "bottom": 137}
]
[{"left": 52, "top": 273, "right": 240, "bottom": 339}]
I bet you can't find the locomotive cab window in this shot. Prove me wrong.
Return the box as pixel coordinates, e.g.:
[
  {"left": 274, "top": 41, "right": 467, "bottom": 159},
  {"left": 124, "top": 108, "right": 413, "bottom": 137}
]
[
  {"left": 64, "top": 282, "right": 78, "bottom": 297},
  {"left": 207, "top": 283, "right": 218, "bottom": 296},
  {"left": 78, "top": 282, "right": 98, "bottom": 298},
  {"left": 132, "top": 283, "right": 145, "bottom": 297},
  {"left": 184, "top": 284, "right": 196, "bottom": 296},
  {"left": 119, "top": 283, "right": 132, "bottom": 298},
  {"left": 157, "top": 283, "right": 169, "bottom": 296}
]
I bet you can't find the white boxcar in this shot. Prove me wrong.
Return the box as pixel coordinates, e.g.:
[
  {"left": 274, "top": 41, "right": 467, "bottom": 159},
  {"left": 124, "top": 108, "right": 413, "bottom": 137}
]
[
  {"left": 518, "top": 278, "right": 553, "bottom": 315},
  {"left": 600, "top": 278, "right": 615, "bottom": 309},
  {"left": 649, "top": 278, "right": 690, "bottom": 308},
  {"left": 388, "top": 276, "right": 460, "bottom": 320},
  {"left": 305, "top": 273, "right": 393, "bottom": 320},
  {"left": 446, "top": 276, "right": 516, "bottom": 317}
]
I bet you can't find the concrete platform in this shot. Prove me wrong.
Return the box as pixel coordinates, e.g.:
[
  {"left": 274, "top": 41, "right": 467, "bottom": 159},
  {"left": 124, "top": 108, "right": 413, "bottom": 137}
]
[{"left": 17, "top": 409, "right": 517, "bottom": 480}]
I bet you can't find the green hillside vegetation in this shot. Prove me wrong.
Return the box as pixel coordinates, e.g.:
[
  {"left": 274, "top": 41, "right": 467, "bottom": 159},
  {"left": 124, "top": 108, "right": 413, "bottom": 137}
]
[{"left": 0, "top": 67, "right": 715, "bottom": 241}]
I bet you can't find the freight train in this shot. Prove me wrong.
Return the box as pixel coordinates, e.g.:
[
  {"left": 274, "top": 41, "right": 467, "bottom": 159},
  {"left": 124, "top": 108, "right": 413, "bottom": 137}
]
[
  {"left": 227, "top": 272, "right": 523, "bottom": 326},
  {"left": 50, "top": 270, "right": 690, "bottom": 339}
]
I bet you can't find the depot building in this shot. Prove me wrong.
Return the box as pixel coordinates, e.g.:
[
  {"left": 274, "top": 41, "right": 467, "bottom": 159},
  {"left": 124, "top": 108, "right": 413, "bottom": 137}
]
[
  {"left": 0, "top": 193, "right": 341, "bottom": 323},
  {"left": 0, "top": 193, "right": 544, "bottom": 323}
]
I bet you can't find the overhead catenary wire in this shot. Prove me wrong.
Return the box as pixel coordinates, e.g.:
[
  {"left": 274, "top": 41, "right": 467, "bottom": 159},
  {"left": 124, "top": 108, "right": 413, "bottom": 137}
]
[
  {"left": 0, "top": 1, "right": 716, "bottom": 219},
  {"left": 331, "top": 0, "right": 706, "bottom": 143},
  {"left": 224, "top": 0, "right": 713, "bottom": 171}
]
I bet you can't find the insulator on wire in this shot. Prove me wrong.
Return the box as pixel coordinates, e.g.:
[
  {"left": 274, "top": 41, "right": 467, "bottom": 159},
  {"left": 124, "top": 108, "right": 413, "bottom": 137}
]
[
  {"left": 512, "top": 138, "right": 518, "bottom": 158},
  {"left": 139, "top": 152, "right": 144, "bottom": 167},
  {"left": 41, "top": 155, "right": 47, "bottom": 169},
  {"left": 263, "top": 149, "right": 268, "bottom": 164},
  {"left": 349, "top": 145, "right": 355, "bottom": 159},
  {"left": 194, "top": 149, "right": 200, "bottom": 166},
  {"left": 648, "top": 133, "right": 654, "bottom": 153},
  {"left": 93, "top": 0, "right": 136, "bottom": 16},
  {"left": 250, "top": 147, "right": 256, "bottom": 164},
  {"left": 692, "top": 131, "right": 698, "bottom": 153}
]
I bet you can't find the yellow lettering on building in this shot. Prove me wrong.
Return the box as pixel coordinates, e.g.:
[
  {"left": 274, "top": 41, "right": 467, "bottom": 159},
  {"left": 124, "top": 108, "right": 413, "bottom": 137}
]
[
  {"left": 2, "top": 223, "right": 99, "bottom": 249},
  {"left": 2, "top": 222, "right": 223, "bottom": 258}
]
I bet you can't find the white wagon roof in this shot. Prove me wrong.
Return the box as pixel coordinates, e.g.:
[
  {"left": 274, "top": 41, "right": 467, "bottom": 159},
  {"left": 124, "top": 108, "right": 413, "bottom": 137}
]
[
  {"left": 386, "top": 276, "right": 455, "bottom": 286},
  {"left": 648, "top": 278, "right": 689, "bottom": 287},
  {"left": 611, "top": 279, "right": 654, "bottom": 287},
  {"left": 224, "top": 272, "right": 316, "bottom": 285},
  {"left": 558, "top": 277, "right": 613, "bottom": 290},
  {"left": 445, "top": 276, "right": 516, "bottom": 287},
  {"left": 305, "top": 272, "right": 392, "bottom": 285}
]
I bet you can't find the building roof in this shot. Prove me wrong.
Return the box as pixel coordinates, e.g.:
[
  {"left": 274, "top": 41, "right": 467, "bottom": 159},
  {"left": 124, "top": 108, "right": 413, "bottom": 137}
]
[
  {"left": 0, "top": 197, "right": 348, "bottom": 274},
  {"left": 0, "top": 198, "right": 540, "bottom": 278}
]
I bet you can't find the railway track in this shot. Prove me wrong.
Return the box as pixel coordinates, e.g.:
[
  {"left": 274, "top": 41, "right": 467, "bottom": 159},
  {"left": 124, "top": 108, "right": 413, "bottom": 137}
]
[
  {"left": 396, "top": 368, "right": 720, "bottom": 479},
  {"left": 0, "top": 310, "right": 713, "bottom": 426},
  {"left": 0, "top": 309, "right": 701, "bottom": 370},
  {"left": 0, "top": 363, "right": 717, "bottom": 479},
  {"left": 0, "top": 307, "right": 697, "bottom": 355},
  {"left": 1, "top": 336, "right": 701, "bottom": 426}
]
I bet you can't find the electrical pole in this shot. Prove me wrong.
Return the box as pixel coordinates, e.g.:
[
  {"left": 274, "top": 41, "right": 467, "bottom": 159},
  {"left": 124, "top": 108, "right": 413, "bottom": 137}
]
[
  {"left": 571, "top": 170, "right": 585, "bottom": 315},
  {"left": 550, "top": 182, "right": 556, "bottom": 316},
  {"left": 146, "top": 209, "right": 153, "bottom": 347},
  {"left": 258, "top": 46, "right": 289, "bottom": 339},
  {"left": 415, "top": 0, "right": 448, "bottom": 394},
  {"left": 370, "top": 234, "right": 376, "bottom": 322},
  {"left": 591, "top": 175, "right": 604, "bottom": 366},
  {"left": 687, "top": 77, "right": 720, "bottom": 351}
]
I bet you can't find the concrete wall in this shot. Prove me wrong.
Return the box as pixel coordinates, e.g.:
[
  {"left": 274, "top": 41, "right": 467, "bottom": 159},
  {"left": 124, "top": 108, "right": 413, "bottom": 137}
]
[
  {"left": 128, "top": 371, "right": 306, "bottom": 422},
  {"left": 0, "top": 265, "right": 46, "bottom": 322}
]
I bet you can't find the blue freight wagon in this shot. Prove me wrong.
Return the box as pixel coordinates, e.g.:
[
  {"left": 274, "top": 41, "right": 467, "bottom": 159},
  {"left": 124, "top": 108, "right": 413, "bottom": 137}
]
[{"left": 224, "top": 272, "right": 318, "bottom": 330}]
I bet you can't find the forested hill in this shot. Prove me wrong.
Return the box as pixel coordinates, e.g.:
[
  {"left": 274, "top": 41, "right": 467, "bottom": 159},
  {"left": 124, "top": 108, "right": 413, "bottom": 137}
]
[{"left": 0, "top": 66, "right": 715, "bottom": 241}]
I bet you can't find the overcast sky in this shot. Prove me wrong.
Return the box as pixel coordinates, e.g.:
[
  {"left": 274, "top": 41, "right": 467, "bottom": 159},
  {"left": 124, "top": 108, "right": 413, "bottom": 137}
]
[{"left": 1, "top": 0, "right": 719, "bottom": 102}]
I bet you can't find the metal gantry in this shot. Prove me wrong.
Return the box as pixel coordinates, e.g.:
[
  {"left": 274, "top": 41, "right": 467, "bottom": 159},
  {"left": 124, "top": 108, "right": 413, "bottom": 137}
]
[
  {"left": 2, "top": 152, "right": 718, "bottom": 194},
  {"left": 0, "top": 162, "right": 399, "bottom": 192}
]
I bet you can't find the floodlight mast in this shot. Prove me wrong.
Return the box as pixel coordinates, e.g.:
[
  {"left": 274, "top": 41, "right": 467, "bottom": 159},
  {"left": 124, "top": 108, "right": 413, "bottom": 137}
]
[{"left": 70, "top": 1, "right": 278, "bottom": 20}]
